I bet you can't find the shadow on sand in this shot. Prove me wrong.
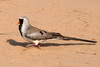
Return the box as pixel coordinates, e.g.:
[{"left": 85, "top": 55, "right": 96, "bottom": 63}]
[{"left": 6, "top": 39, "right": 96, "bottom": 47}]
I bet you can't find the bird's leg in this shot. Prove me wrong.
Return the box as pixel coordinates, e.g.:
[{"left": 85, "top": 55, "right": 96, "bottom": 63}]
[
  {"left": 37, "top": 43, "right": 41, "bottom": 49},
  {"left": 25, "top": 44, "right": 36, "bottom": 47},
  {"left": 25, "top": 42, "right": 36, "bottom": 48}
]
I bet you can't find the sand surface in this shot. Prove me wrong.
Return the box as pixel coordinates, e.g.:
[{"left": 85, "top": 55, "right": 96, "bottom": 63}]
[{"left": 0, "top": 0, "right": 100, "bottom": 67}]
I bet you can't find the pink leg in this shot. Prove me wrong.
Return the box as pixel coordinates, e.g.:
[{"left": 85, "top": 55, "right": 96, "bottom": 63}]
[
  {"left": 37, "top": 43, "right": 41, "bottom": 49},
  {"left": 25, "top": 44, "right": 36, "bottom": 47}
]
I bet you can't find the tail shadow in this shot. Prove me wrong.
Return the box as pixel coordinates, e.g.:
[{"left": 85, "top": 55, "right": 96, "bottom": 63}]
[{"left": 6, "top": 39, "right": 96, "bottom": 47}]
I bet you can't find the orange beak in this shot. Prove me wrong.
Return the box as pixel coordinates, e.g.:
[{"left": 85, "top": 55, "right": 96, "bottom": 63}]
[{"left": 17, "top": 21, "right": 20, "bottom": 25}]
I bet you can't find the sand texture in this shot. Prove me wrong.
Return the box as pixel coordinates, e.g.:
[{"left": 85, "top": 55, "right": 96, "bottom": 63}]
[{"left": 0, "top": 0, "right": 100, "bottom": 67}]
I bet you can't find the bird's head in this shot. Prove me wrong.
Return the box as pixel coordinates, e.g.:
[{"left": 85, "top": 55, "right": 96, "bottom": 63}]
[{"left": 17, "top": 16, "right": 29, "bottom": 25}]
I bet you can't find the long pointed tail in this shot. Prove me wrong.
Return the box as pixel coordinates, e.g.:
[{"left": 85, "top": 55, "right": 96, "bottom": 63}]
[
  {"left": 62, "top": 36, "right": 97, "bottom": 43},
  {"left": 50, "top": 32, "right": 97, "bottom": 43}
]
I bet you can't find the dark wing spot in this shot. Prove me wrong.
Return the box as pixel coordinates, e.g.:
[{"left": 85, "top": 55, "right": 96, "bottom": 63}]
[
  {"left": 44, "top": 31, "right": 47, "bottom": 34},
  {"left": 40, "top": 31, "right": 47, "bottom": 35},
  {"left": 40, "top": 31, "right": 44, "bottom": 35}
]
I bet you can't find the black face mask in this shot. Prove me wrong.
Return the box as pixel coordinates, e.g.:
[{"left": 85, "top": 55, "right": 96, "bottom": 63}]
[
  {"left": 18, "top": 19, "right": 24, "bottom": 36},
  {"left": 19, "top": 19, "right": 24, "bottom": 25}
]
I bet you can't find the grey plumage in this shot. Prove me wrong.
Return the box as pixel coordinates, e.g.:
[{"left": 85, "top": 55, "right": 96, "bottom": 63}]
[
  {"left": 25, "top": 26, "right": 60, "bottom": 40},
  {"left": 24, "top": 24, "right": 97, "bottom": 43}
]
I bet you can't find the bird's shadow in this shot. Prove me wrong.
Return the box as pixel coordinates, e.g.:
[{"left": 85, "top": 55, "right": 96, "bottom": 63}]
[{"left": 6, "top": 39, "right": 96, "bottom": 47}]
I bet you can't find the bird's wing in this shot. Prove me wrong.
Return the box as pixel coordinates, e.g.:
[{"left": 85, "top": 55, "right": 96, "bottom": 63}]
[
  {"left": 25, "top": 25, "right": 63, "bottom": 40},
  {"left": 25, "top": 30, "right": 49, "bottom": 40},
  {"left": 25, "top": 25, "right": 51, "bottom": 40}
]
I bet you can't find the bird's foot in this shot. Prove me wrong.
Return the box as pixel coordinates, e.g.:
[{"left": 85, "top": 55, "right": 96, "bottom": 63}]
[
  {"left": 37, "top": 44, "right": 41, "bottom": 49},
  {"left": 25, "top": 44, "right": 36, "bottom": 48},
  {"left": 25, "top": 43, "right": 41, "bottom": 49}
]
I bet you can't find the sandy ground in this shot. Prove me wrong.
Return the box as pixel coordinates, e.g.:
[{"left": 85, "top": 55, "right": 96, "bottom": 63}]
[{"left": 0, "top": 0, "right": 100, "bottom": 67}]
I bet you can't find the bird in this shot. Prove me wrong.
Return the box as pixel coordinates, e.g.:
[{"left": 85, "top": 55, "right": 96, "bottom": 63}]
[{"left": 17, "top": 16, "right": 97, "bottom": 48}]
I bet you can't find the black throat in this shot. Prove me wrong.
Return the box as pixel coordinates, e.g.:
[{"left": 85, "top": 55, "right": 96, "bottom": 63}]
[{"left": 19, "top": 19, "right": 23, "bottom": 36}]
